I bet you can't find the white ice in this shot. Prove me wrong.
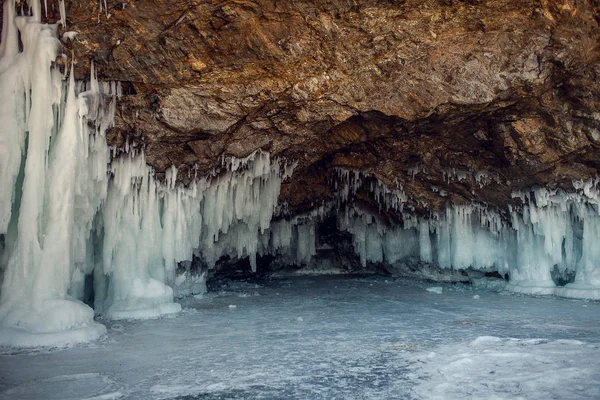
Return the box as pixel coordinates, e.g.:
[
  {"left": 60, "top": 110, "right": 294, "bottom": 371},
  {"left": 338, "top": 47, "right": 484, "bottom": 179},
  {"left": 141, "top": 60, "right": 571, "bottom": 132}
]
[
  {"left": 0, "top": 0, "right": 297, "bottom": 338},
  {"left": 336, "top": 173, "right": 600, "bottom": 300},
  {"left": 2, "top": 0, "right": 600, "bottom": 352},
  {"left": 0, "top": 276, "right": 598, "bottom": 399},
  {"left": 0, "top": 0, "right": 108, "bottom": 347},
  {"left": 410, "top": 336, "right": 600, "bottom": 400}
]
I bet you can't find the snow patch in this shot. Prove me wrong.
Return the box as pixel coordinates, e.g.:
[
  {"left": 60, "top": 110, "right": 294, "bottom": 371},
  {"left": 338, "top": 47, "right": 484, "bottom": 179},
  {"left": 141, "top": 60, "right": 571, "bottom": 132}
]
[{"left": 410, "top": 336, "right": 600, "bottom": 400}]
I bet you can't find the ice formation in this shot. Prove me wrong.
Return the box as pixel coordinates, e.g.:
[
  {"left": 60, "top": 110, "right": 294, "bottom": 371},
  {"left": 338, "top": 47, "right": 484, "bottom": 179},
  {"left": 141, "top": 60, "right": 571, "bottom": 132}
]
[
  {"left": 0, "top": 1, "right": 294, "bottom": 345},
  {"left": 1, "top": 0, "right": 600, "bottom": 349},
  {"left": 0, "top": 0, "right": 108, "bottom": 346},
  {"left": 95, "top": 148, "right": 293, "bottom": 320},
  {"left": 258, "top": 211, "right": 321, "bottom": 267},
  {"left": 334, "top": 170, "right": 600, "bottom": 299}
]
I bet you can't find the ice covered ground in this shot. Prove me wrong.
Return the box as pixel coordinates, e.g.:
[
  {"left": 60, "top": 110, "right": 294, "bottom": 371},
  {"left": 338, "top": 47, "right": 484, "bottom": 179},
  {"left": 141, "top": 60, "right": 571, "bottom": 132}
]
[{"left": 0, "top": 275, "right": 599, "bottom": 400}]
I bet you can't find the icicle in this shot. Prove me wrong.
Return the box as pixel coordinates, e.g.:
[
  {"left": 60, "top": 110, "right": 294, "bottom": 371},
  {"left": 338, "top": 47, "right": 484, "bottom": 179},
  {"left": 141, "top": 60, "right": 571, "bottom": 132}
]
[
  {"left": 58, "top": 0, "right": 66, "bottom": 28},
  {"left": 0, "top": 0, "right": 19, "bottom": 61},
  {"left": 419, "top": 220, "right": 432, "bottom": 263},
  {"left": 31, "top": 0, "right": 41, "bottom": 22}
]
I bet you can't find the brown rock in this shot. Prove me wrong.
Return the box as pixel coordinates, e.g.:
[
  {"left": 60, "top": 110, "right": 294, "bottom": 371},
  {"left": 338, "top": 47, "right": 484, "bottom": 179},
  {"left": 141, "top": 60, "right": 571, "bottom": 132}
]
[{"left": 4, "top": 0, "right": 600, "bottom": 217}]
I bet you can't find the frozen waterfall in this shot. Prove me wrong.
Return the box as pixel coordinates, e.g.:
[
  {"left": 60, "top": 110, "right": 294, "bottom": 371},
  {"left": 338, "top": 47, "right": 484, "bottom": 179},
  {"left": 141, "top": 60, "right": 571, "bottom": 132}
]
[{"left": 0, "top": 0, "right": 108, "bottom": 346}]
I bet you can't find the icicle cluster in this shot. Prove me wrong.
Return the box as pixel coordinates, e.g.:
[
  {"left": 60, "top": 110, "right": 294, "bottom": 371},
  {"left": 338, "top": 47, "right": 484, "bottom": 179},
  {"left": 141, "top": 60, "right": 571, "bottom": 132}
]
[
  {"left": 335, "top": 170, "right": 600, "bottom": 299},
  {"left": 255, "top": 167, "right": 600, "bottom": 301},
  {"left": 0, "top": 0, "right": 109, "bottom": 347},
  {"left": 0, "top": 1, "right": 296, "bottom": 345},
  {"left": 334, "top": 168, "right": 408, "bottom": 211},
  {"left": 258, "top": 205, "right": 334, "bottom": 266},
  {"left": 94, "top": 149, "right": 294, "bottom": 320}
]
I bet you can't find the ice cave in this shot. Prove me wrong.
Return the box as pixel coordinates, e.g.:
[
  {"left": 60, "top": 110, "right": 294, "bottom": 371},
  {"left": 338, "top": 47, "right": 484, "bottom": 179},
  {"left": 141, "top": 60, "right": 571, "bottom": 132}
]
[{"left": 0, "top": 1, "right": 599, "bottom": 399}]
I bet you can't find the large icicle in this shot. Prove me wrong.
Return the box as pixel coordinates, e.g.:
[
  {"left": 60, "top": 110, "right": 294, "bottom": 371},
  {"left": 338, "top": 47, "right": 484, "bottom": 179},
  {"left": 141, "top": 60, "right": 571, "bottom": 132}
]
[
  {"left": 554, "top": 180, "right": 600, "bottom": 299},
  {"left": 0, "top": 1, "right": 108, "bottom": 347},
  {"left": 0, "top": 0, "right": 27, "bottom": 234},
  {"left": 95, "top": 151, "right": 182, "bottom": 320}
]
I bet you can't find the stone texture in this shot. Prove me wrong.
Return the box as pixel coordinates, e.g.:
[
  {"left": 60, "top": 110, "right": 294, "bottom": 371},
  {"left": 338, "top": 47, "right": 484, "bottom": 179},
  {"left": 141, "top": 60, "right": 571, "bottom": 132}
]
[{"left": 5, "top": 0, "right": 600, "bottom": 216}]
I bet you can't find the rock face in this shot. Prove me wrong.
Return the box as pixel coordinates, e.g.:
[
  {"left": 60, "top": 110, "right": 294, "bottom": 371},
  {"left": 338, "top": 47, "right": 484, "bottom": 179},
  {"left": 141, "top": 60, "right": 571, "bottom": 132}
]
[{"left": 9, "top": 0, "right": 600, "bottom": 215}]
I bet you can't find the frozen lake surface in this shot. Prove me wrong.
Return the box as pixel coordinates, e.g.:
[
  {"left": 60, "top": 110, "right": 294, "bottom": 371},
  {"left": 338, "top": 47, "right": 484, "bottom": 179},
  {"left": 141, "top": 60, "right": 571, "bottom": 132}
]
[{"left": 1, "top": 275, "right": 599, "bottom": 399}]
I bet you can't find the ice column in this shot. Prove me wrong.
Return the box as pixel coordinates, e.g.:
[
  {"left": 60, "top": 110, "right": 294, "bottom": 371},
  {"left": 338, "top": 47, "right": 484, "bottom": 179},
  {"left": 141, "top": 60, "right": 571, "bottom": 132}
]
[
  {"left": 95, "top": 152, "right": 183, "bottom": 320},
  {"left": 554, "top": 181, "right": 600, "bottom": 299},
  {"left": 0, "top": 1, "right": 108, "bottom": 347}
]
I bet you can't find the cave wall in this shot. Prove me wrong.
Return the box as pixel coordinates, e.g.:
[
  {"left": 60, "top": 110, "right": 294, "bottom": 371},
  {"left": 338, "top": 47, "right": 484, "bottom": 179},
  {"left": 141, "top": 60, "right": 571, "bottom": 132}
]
[
  {"left": 2, "top": 1, "right": 600, "bottom": 348},
  {"left": 2, "top": 0, "right": 600, "bottom": 268},
  {"left": 34, "top": 0, "right": 598, "bottom": 215}
]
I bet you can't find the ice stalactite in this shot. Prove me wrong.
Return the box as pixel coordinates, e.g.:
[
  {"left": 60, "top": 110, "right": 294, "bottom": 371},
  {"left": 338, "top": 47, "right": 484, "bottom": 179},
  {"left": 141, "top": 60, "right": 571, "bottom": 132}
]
[
  {"left": 433, "top": 205, "right": 512, "bottom": 273},
  {"left": 94, "top": 149, "right": 293, "bottom": 320},
  {"left": 199, "top": 151, "right": 293, "bottom": 272},
  {"left": 95, "top": 151, "right": 184, "bottom": 320},
  {"left": 337, "top": 205, "right": 418, "bottom": 268},
  {"left": 0, "top": 0, "right": 297, "bottom": 342},
  {"left": 0, "top": 0, "right": 26, "bottom": 234},
  {"left": 334, "top": 169, "right": 600, "bottom": 299},
  {"left": 264, "top": 170, "right": 600, "bottom": 300},
  {"left": 0, "top": 0, "right": 110, "bottom": 347},
  {"left": 58, "top": 0, "right": 66, "bottom": 27},
  {"left": 258, "top": 206, "right": 331, "bottom": 267},
  {"left": 543, "top": 182, "right": 599, "bottom": 296}
]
